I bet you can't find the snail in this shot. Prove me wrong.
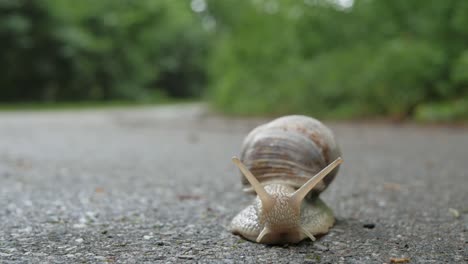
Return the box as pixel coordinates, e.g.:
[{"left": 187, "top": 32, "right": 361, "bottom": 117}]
[{"left": 230, "top": 115, "right": 342, "bottom": 244}]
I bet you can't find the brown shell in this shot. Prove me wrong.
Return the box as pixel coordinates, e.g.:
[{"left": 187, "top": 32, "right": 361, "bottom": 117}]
[{"left": 239, "top": 115, "right": 341, "bottom": 196}]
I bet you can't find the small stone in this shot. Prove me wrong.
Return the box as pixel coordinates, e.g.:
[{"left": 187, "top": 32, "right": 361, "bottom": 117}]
[
  {"left": 73, "top": 223, "right": 86, "bottom": 229},
  {"left": 75, "top": 238, "right": 84, "bottom": 243},
  {"left": 47, "top": 216, "right": 61, "bottom": 224},
  {"left": 377, "top": 200, "right": 387, "bottom": 207},
  {"left": 449, "top": 208, "right": 460, "bottom": 218},
  {"left": 390, "top": 257, "right": 410, "bottom": 263},
  {"left": 313, "top": 243, "right": 329, "bottom": 251},
  {"left": 18, "top": 226, "right": 32, "bottom": 233},
  {"left": 178, "top": 255, "right": 196, "bottom": 259},
  {"left": 143, "top": 235, "right": 153, "bottom": 240},
  {"left": 86, "top": 211, "right": 98, "bottom": 220},
  {"left": 65, "top": 246, "right": 77, "bottom": 251},
  {"left": 332, "top": 228, "right": 345, "bottom": 233}
]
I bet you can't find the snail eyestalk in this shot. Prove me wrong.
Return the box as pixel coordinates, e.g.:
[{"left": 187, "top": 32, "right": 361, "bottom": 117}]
[
  {"left": 290, "top": 157, "right": 343, "bottom": 207},
  {"left": 232, "top": 156, "right": 274, "bottom": 210}
]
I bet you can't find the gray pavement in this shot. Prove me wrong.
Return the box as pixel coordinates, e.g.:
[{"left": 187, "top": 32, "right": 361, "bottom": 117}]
[{"left": 0, "top": 104, "right": 466, "bottom": 263}]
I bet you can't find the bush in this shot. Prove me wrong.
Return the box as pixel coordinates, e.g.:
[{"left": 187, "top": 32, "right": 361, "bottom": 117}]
[
  {"left": 362, "top": 39, "right": 444, "bottom": 116},
  {"left": 207, "top": 0, "right": 468, "bottom": 120},
  {"left": 0, "top": 0, "right": 209, "bottom": 102},
  {"left": 1, "top": 0, "right": 467, "bottom": 121}
]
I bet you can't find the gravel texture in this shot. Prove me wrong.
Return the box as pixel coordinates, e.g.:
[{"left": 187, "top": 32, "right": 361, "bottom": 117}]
[{"left": 0, "top": 104, "right": 467, "bottom": 263}]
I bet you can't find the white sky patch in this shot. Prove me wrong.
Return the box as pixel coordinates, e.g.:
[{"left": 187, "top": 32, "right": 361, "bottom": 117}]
[
  {"left": 305, "top": 0, "right": 354, "bottom": 9},
  {"left": 191, "top": 0, "right": 206, "bottom": 13},
  {"left": 336, "top": 0, "right": 354, "bottom": 9}
]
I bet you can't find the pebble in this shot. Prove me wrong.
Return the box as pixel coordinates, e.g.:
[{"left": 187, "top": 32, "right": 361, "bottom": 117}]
[
  {"left": 46, "top": 216, "right": 61, "bottom": 223},
  {"left": 65, "top": 246, "right": 77, "bottom": 251},
  {"left": 313, "top": 243, "right": 329, "bottom": 251},
  {"left": 85, "top": 211, "right": 98, "bottom": 220},
  {"left": 332, "top": 228, "right": 345, "bottom": 233},
  {"left": 363, "top": 223, "right": 376, "bottom": 229},
  {"left": 18, "top": 226, "right": 32, "bottom": 233},
  {"left": 449, "top": 208, "right": 460, "bottom": 218},
  {"left": 178, "top": 255, "right": 196, "bottom": 259}
]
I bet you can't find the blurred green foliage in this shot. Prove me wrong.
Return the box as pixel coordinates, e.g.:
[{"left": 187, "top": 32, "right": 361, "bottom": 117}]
[
  {"left": 207, "top": 0, "right": 468, "bottom": 120},
  {"left": 0, "top": 0, "right": 209, "bottom": 102},
  {"left": 1, "top": 0, "right": 467, "bottom": 121}
]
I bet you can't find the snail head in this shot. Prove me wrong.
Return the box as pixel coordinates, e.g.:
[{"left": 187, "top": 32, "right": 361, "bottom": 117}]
[{"left": 232, "top": 156, "right": 343, "bottom": 244}]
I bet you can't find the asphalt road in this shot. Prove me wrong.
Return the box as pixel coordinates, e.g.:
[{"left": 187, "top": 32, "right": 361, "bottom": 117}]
[{"left": 0, "top": 104, "right": 466, "bottom": 263}]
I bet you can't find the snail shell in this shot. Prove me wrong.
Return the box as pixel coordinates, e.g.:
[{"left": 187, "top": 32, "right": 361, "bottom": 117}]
[{"left": 230, "top": 115, "right": 342, "bottom": 244}]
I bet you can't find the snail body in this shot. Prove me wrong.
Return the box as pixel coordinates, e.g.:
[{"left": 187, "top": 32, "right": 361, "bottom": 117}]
[{"left": 230, "top": 115, "right": 342, "bottom": 244}]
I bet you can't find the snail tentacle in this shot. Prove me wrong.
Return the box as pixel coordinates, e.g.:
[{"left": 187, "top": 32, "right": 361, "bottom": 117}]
[
  {"left": 256, "top": 227, "right": 270, "bottom": 243},
  {"left": 300, "top": 226, "right": 316, "bottom": 241},
  {"left": 232, "top": 156, "right": 274, "bottom": 210},
  {"left": 290, "top": 157, "right": 343, "bottom": 208}
]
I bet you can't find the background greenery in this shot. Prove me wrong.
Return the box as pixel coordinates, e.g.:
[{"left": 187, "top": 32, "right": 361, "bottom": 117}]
[{"left": 1, "top": 0, "right": 467, "bottom": 121}]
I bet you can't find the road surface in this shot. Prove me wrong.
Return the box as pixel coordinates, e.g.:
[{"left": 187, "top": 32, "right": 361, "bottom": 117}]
[{"left": 0, "top": 104, "right": 466, "bottom": 263}]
